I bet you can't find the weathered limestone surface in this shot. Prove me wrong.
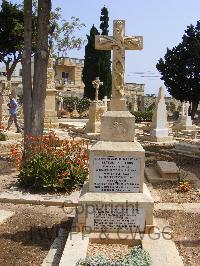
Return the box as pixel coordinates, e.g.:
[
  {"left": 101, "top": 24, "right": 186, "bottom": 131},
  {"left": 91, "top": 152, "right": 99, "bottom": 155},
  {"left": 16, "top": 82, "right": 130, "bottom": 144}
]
[
  {"left": 45, "top": 55, "right": 58, "bottom": 125},
  {"left": 157, "top": 161, "right": 179, "bottom": 179},
  {"left": 145, "top": 160, "right": 179, "bottom": 183},
  {"left": 85, "top": 77, "right": 106, "bottom": 133},
  {"left": 150, "top": 87, "right": 173, "bottom": 142},
  {"left": 95, "top": 20, "right": 143, "bottom": 111},
  {"left": 78, "top": 183, "right": 154, "bottom": 233},
  {"left": 173, "top": 102, "right": 196, "bottom": 131},
  {"left": 59, "top": 229, "right": 89, "bottom": 266},
  {"left": 78, "top": 20, "right": 153, "bottom": 236},
  {"left": 0, "top": 210, "right": 14, "bottom": 224},
  {"left": 100, "top": 111, "right": 135, "bottom": 142},
  {"left": 89, "top": 140, "right": 145, "bottom": 193},
  {"left": 175, "top": 140, "right": 200, "bottom": 155},
  {"left": 85, "top": 102, "right": 106, "bottom": 133},
  {"left": 79, "top": 109, "right": 154, "bottom": 233}
]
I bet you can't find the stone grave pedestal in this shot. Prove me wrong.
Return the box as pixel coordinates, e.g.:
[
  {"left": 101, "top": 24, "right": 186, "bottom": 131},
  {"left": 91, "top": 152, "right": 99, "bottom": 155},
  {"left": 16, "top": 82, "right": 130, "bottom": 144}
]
[
  {"left": 44, "top": 54, "right": 58, "bottom": 126},
  {"left": 173, "top": 102, "right": 196, "bottom": 131},
  {"left": 45, "top": 89, "right": 59, "bottom": 126},
  {"left": 85, "top": 101, "right": 106, "bottom": 134},
  {"left": 150, "top": 87, "right": 173, "bottom": 142},
  {"left": 110, "top": 98, "right": 127, "bottom": 111},
  {"left": 78, "top": 111, "right": 154, "bottom": 234},
  {"left": 173, "top": 115, "right": 196, "bottom": 131}
]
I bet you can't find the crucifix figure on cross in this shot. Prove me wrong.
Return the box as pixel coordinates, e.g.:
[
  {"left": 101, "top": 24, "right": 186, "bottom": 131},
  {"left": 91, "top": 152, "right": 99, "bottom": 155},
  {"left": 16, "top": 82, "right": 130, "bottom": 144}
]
[
  {"left": 92, "top": 77, "right": 103, "bottom": 102},
  {"left": 95, "top": 20, "right": 143, "bottom": 111}
]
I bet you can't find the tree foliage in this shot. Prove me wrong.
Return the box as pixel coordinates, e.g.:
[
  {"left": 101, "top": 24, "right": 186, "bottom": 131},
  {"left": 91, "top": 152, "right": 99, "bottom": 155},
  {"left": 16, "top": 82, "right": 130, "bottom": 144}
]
[
  {"left": 0, "top": 0, "right": 24, "bottom": 81},
  {"left": 50, "top": 14, "right": 85, "bottom": 57},
  {"left": 82, "top": 25, "right": 100, "bottom": 100},
  {"left": 156, "top": 21, "right": 200, "bottom": 117},
  {"left": 32, "top": 0, "right": 86, "bottom": 57},
  {"left": 83, "top": 6, "right": 112, "bottom": 100},
  {"left": 98, "top": 6, "right": 112, "bottom": 99},
  {"left": 0, "top": 0, "right": 85, "bottom": 84}
]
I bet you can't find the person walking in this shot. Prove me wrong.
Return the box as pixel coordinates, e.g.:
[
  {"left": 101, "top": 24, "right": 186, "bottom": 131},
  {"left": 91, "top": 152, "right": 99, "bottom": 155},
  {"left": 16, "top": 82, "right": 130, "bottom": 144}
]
[{"left": 6, "top": 94, "right": 22, "bottom": 133}]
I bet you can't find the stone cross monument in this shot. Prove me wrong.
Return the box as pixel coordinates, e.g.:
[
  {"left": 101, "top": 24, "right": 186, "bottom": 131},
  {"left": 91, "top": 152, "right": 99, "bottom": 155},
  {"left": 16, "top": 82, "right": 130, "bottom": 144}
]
[
  {"left": 103, "top": 96, "right": 110, "bottom": 111},
  {"left": 85, "top": 77, "right": 106, "bottom": 133},
  {"left": 95, "top": 20, "right": 143, "bottom": 111},
  {"left": 78, "top": 20, "right": 154, "bottom": 236},
  {"left": 92, "top": 77, "right": 103, "bottom": 102}
]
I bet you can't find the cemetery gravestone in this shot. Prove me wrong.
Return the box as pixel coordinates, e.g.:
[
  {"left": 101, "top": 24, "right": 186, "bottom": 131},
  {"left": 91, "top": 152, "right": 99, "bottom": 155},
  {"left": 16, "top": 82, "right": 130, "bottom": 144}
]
[
  {"left": 85, "top": 77, "right": 107, "bottom": 133},
  {"left": 103, "top": 96, "right": 110, "bottom": 111},
  {"left": 45, "top": 54, "right": 59, "bottom": 125},
  {"left": 173, "top": 101, "right": 196, "bottom": 131},
  {"left": 78, "top": 20, "right": 154, "bottom": 234},
  {"left": 150, "top": 87, "right": 173, "bottom": 142}
]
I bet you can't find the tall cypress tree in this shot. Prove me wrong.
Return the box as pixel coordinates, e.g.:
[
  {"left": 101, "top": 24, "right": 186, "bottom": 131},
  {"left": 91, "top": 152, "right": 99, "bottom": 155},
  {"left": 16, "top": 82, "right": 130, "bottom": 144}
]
[
  {"left": 83, "top": 7, "right": 112, "bottom": 100},
  {"left": 83, "top": 25, "right": 100, "bottom": 100},
  {"left": 99, "top": 6, "right": 112, "bottom": 99}
]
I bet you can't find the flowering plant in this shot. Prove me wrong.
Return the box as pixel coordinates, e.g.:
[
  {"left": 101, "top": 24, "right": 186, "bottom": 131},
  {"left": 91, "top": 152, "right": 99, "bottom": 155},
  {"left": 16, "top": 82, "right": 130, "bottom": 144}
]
[
  {"left": 10, "top": 132, "right": 89, "bottom": 192},
  {"left": 176, "top": 181, "right": 192, "bottom": 193}
]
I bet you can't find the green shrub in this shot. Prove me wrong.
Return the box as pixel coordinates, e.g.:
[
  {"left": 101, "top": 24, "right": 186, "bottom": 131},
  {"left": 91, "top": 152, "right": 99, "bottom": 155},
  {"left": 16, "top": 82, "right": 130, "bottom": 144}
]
[
  {"left": 79, "top": 254, "right": 111, "bottom": 266},
  {"left": 63, "top": 97, "right": 78, "bottom": 112},
  {"left": 117, "top": 246, "right": 152, "bottom": 266},
  {"left": 0, "top": 131, "right": 6, "bottom": 141},
  {"left": 131, "top": 111, "right": 153, "bottom": 123},
  {"left": 78, "top": 246, "right": 152, "bottom": 266},
  {"left": 63, "top": 97, "right": 91, "bottom": 114},
  {"left": 11, "top": 132, "right": 89, "bottom": 192},
  {"left": 77, "top": 98, "right": 91, "bottom": 113}
]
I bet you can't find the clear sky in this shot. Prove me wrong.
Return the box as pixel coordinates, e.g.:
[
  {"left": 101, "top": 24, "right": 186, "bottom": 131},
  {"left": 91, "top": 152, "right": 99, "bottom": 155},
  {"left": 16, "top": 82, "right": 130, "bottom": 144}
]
[{"left": 2, "top": 0, "right": 200, "bottom": 95}]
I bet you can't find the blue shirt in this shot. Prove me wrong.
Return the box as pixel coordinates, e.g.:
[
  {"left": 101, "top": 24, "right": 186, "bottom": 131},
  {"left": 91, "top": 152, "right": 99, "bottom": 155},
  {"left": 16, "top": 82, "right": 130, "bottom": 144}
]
[{"left": 9, "top": 98, "right": 18, "bottom": 115}]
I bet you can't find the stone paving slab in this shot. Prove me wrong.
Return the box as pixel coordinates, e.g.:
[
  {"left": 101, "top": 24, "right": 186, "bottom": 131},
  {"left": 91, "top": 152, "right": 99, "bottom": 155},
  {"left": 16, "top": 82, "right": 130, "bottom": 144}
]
[
  {"left": 145, "top": 182, "right": 161, "bottom": 203},
  {"left": 59, "top": 221, "right": 89, "bottom": 266},
  {"left": 0, "top": 209, "right": 14, "bottom": 224},
  {"left": 155, "top": 203, "right": 200, "bottom": 213},
  {"left": 0, "top": 189, "right": 80, "bottom": 207},
  {"left": 182, "top": 203, "right": 200, "bottom": 213},
  {"left": 155, "top": 203, "right": 184, "bottom": 211},
  {"left": 42, "top": 228, "right": 67, "bottom": 266},
  {"left": 142, "top": 235, "right": 184, "bottom": 266},
  {"left": 145, "top": 168, "right": 178, "bottom": 183}
]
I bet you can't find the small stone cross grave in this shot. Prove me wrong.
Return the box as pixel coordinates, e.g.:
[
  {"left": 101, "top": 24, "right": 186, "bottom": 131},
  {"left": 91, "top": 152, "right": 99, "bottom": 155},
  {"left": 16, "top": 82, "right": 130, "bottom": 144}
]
[{"left": 92, "top": 77, "right": 103, "bottom": 101}]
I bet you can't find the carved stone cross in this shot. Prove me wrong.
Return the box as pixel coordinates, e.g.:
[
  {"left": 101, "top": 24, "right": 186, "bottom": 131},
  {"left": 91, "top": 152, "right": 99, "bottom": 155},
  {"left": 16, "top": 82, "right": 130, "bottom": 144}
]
[
  {"left": 95, "top": 20, "right": 143, "bottom": 110},
  {"left": 103, "top": 96, "right": 110, "bottom": 109},
  {"left": 92, "top": 77, "right": 103, "bottom": 101}
]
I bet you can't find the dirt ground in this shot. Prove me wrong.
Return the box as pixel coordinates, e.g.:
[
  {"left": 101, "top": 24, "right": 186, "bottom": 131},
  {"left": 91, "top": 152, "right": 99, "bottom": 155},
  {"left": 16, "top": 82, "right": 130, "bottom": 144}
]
[
  {"left": 145, "top": 145, "right": 200, "bottom": 203},
  {"left": 152, "top": 182, "right": 200, "bottom": 203},
  {"left": 155, "top": 210, "right": 200, "bottom": 266},
  {"left": 0, "top": 203, "right": 72, "bottom": 266},
  {"left": 0, "top": 159, "right": 18, "bottom": 192},
  {"left": 0, "top": 141, "right": 199, "bottom": 265}
]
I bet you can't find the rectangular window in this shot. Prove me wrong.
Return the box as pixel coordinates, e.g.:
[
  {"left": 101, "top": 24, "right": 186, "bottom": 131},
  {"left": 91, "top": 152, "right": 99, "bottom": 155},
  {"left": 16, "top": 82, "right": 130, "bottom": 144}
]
[{"left": 62, "top": 72, "right": 69, "bottom": 79}]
